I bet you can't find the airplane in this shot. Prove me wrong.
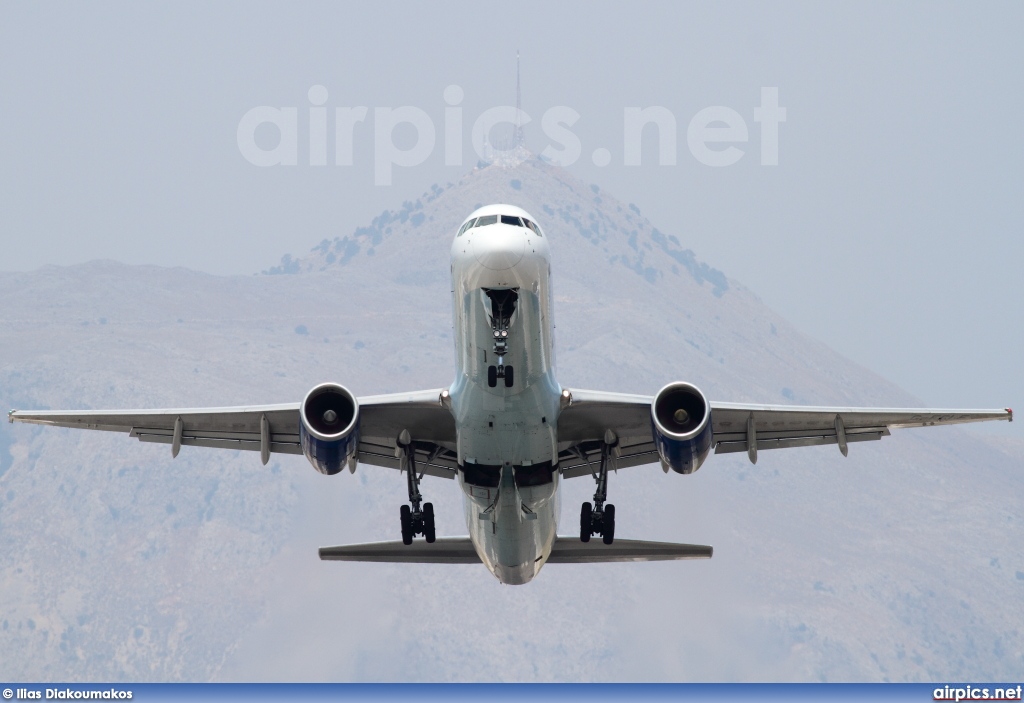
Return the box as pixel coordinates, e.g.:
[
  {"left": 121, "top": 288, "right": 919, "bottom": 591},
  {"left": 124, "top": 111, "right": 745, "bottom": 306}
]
[{"left": 9, "top": 204, "right": 1013, "bottom": 585}]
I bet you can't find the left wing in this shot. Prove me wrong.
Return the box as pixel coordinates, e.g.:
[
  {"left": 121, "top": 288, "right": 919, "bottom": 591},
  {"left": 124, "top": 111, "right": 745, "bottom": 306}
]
[
  {"left": 556, "top": 389, "right": 1012, "bottom": 477},
  {"left": 8, "top": 389, "right": 459, "bottom": 479}
]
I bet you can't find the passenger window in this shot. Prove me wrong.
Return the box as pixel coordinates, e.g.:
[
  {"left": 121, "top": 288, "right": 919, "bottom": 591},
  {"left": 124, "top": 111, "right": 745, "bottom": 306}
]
[
  {"left": 501, "top": 215, "right": 523, "bottom": 226},
  {"left": 476, "top": 215, "right": 498, "bottom": 227}
]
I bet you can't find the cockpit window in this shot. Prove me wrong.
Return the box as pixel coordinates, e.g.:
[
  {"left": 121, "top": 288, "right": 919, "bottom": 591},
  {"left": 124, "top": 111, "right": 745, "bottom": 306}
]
[{"left": 462, "top": 214, "right": 539, "bottom": 236}]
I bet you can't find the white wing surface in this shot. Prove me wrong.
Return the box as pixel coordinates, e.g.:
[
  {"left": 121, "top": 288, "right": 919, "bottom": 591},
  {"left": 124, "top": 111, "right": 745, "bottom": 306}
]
[
  {"left": 556, "top": 389, "right": 1012, "bottom": 477},
  {"left": 8, "top": 389, "right": 459, "bottom": 479}
]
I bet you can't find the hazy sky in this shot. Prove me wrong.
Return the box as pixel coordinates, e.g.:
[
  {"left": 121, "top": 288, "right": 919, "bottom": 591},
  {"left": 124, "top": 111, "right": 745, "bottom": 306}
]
[{"left": 1, "top": 1, "right": 1021, "bottom": 429}]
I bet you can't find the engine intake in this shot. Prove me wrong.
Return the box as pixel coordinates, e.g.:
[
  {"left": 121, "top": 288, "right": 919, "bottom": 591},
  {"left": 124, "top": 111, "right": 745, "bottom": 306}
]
[
  {"left": 651, "top": 382, "right": 713, "bottom": 474},
  {"left": 299, "top": 383, "right": 360, "bottom": 475}
]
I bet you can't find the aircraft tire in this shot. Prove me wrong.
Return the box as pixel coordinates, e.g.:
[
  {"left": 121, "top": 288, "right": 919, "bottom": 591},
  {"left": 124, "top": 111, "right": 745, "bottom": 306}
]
[
  {"left": 424, "top": 502, "right": 436, "bottom": 543},
  {"left": 400, "top": 504, "right": 413, "bottom": 545},
  {"left": 580, "top": 501, "right": 592, "bottom": 542},
  {"left": 487, "top": 365, "right": 497, "bottom": 388},
  {"left": 504, "top": 365, "right": 514, "bottom": 387},
  {"left": 602, "top": 504, "right": 615, "bottom": 545}
]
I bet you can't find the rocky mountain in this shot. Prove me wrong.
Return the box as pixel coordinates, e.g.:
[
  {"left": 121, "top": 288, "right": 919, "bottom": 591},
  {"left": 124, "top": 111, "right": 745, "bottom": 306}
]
[{"left": 1, "top": 156, "right": 1021, "bottom": 681}]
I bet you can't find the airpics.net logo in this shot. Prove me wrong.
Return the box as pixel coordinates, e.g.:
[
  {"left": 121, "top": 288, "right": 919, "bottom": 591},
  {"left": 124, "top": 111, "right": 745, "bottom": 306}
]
[{"left": 236, "top": 85, "right": 786, "bottom": 185}]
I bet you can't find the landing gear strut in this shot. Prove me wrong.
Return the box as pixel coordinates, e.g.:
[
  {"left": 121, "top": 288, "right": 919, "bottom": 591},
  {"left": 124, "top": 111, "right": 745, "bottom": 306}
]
[
  {"left": 486, "top": 289, "right": 517, "bottom": 388},
  {"left": 397, "top": 429, "right": 435, "bottom": 545},
  {"left": 580, "top": 430, "right": 617, "bottom": 545}
]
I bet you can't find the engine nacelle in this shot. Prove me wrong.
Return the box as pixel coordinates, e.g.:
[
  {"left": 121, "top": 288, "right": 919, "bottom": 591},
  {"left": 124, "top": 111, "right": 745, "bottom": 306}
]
[
  {"left": 651, "top": 382, "right": 713, "bottom": 474},
  {"left": 299, "top": 383, "right": 360, "bottom": 475}
]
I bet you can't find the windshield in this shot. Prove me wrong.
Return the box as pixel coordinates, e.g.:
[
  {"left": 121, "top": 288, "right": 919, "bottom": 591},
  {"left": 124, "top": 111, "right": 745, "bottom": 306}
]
[{"left": 462, "top": 213, "right": 538, "bottom": 236}]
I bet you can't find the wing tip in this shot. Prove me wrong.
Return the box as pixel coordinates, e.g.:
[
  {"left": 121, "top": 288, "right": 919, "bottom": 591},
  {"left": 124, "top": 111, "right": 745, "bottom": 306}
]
[
  {"left": 7, "top": 409, "right": 14, "bottom": 424},
  {"left": 1007, "top": 408, "right": 1013, "bottom": 422}
]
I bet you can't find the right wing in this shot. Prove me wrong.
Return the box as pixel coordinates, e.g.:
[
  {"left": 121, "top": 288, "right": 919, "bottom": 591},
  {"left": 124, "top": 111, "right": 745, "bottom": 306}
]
[
  {"left": 8, "top": 388, "right": 459, "bottom": 479},
  {"left": 319, "top": 537, "right": 713, "bottom": 563},
  {"left": 556, "top": 389, "right": 1012, "bottom": 477}
]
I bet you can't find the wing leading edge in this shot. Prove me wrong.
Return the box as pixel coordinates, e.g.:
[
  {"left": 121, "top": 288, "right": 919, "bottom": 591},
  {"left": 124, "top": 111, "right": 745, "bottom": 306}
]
[{"left": 556, "top": 389, "right": 1012, "bottom": 477}]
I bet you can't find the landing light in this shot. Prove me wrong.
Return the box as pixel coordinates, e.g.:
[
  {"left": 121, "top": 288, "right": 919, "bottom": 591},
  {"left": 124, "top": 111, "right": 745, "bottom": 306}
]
[{"left": 501, "top": 330, "right": 508, "bottom": 337}]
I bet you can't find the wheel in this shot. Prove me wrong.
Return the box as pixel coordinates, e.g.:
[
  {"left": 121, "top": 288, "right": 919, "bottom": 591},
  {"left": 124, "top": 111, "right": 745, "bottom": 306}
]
[
  {"left": 401, "top": 505, "right": 413, "bottom": 544},
  {"left": 423, "top": 502, "right": 436, "bottom": 543},
  {"left": 579, "top": 502, "right": 592, "bottom": 542},
  {"left": 487, "top": 365, "right": 497, "bottom": 388},
  {"left": 602, "top": 504, "right": 616, "bottom": 545},
  {"left": 504, "top": 365, "right": 514, "bottom": 388}
]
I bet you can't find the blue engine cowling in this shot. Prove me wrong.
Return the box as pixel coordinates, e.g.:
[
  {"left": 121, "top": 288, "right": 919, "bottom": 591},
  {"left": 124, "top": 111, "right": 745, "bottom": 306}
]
[
  {"left": 650, "top": 382, "right": 713, "bottom": 474},
  {"left": 299, "top": 382, "right": 360, "bottom": 475}
]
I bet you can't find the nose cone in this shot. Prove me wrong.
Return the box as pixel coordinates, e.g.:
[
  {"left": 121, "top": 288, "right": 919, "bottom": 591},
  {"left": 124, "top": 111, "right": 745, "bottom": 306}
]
[{"left": 472, "top": 225, "right": 525, "bottom": 271}]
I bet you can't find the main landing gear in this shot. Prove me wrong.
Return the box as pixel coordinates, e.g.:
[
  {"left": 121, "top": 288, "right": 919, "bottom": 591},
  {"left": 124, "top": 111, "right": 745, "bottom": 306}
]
[
  {"left": 396, "top": 429, "right": 435, "bottom": 545},
  {"left": 580, "top": 430, "right": 618, "bottom": 545},
  {"left": 486, "top": 288, "right": 517, "bottom": 388}
]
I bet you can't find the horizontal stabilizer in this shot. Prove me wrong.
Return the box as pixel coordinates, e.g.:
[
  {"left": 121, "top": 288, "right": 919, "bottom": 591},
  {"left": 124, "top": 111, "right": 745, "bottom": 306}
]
[
  {"left": 319, "top": 537, "right": 479, "bottom": 564},
  {"left": 319, "top": 537, "right": 712, "bottom": 564},
  {"left": 548, "top": 538, "right": 712, "bottom": 562}
]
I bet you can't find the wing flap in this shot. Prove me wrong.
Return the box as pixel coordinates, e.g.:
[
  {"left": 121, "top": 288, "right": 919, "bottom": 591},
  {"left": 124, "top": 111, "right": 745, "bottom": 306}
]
[
  {"left": 714, "top": 428, "right": 888, "bottom": 454},
  {"left": 558, "top": 439, "right": 658, "bottom": 479},
  {"left": 131, "top": 429, "right": 303, "bottom": 455}
]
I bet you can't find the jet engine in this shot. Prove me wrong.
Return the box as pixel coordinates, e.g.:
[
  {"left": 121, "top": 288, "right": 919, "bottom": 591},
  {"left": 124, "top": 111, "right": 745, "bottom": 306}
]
[
  {"left": 651, "top": 382, "right": 713, "bottom": 474},
  {"left": 299, "top": 382, "right": 360, "bottom": 475}
]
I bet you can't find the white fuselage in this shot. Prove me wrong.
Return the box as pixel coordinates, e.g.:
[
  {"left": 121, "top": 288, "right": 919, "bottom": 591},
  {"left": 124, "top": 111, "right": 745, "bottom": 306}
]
[{"left": 448, "top": 205, "right": 562, "bottom": 585}]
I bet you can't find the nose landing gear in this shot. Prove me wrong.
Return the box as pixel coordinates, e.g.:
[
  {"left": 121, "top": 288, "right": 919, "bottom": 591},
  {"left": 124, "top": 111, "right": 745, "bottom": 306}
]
[
  {"left": 487, "top": 363, "right": 514, "bottom": 388},
  {"left": 396, "top": 430, "right": 435, "bottom": 545},
  {"left": 485, "top": 289, "right": 517, "bottom": 389},
  {"left": 580, "top": 430, "right": 618, "bottom": 545}
]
